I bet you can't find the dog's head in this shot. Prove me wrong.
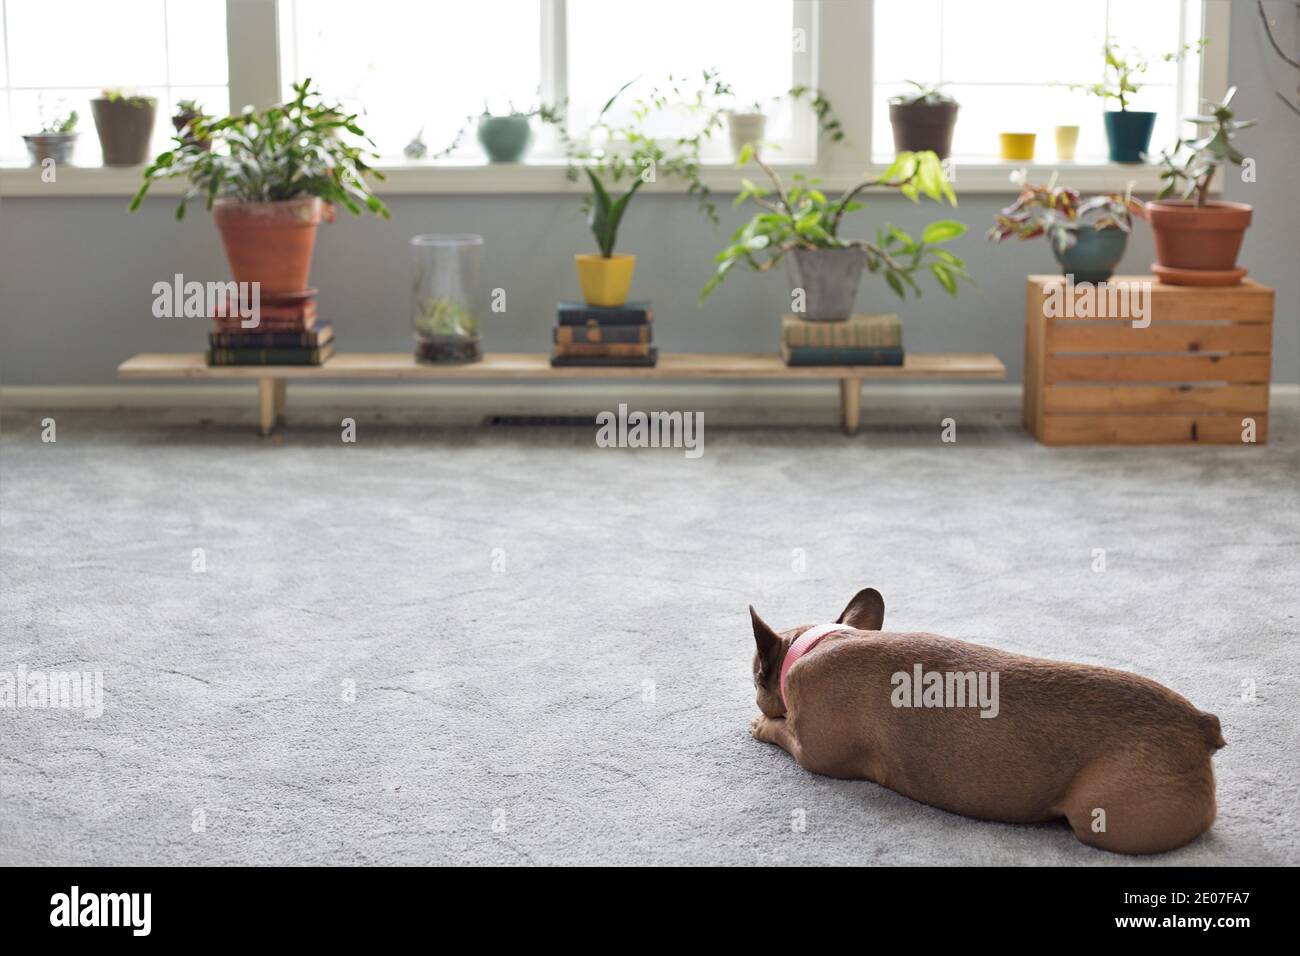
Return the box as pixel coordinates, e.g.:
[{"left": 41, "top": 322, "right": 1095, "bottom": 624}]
[{"left": 750, "top": 587, "right": 885, "bottom": 718}]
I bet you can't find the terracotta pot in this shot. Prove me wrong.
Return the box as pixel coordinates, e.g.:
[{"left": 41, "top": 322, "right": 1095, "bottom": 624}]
[
  {"left": 1143, "top": 200, "right": 1252, "bottom": 272},
  {"left": 212, "top": 198, "right": 330, "bottom": 294}
]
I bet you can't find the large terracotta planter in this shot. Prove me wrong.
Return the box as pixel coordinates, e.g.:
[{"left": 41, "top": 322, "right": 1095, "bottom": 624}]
[
  {"left": 1142, "top": 200, "right": 1252, "bottom": 285},
  {"left": 212, "top": 198, "right": 329, "bottom": 294}
]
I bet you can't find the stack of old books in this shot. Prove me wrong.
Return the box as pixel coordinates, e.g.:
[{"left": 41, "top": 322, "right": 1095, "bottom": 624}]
[
  {"left": 550, "top": 301, "right": 657, "bottom": 367},
  {"left": 781, "top": 312, "right": 904, "bottom": 366},
  {"left": 207, "top": 289, "right": 334, "bottom": 366}
]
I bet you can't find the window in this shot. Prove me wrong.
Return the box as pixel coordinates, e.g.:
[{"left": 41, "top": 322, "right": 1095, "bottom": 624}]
[
  {"left": 872, "top": 0, "right": 1207, "bottom": 163},
  {"left": 0, "top": 0, "right": 1230, "bottom": 193},
  {"left": 279, "top": 0, "right": 813, "bottom": 162},
  {"left": 0, "top": 0, "right": 229, "bottom": 165}
]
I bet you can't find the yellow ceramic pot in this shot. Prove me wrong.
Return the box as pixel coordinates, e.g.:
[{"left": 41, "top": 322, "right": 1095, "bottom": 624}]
[
  {"left": 575, "top": 254, "right": 636, "bottom": 307},
  {"left": 999, "top": 132, "right": 1037, "bottom": 161}
]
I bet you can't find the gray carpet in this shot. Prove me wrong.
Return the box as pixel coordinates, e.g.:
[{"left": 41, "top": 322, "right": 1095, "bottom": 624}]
[{"left": 2, "top": 399, "right": 1298, "bottom": 866}]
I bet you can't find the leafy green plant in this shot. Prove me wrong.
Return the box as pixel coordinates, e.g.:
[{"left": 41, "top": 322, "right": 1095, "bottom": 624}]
[
  {"left": 702, "top": 149, "right": 970, "bottom": 301},
  {"left": 987, "top": 175, "right": 1134, "bottom": 253},
  {"left": 1155, "top": 87, "right": 1255, "bottom": 206},
  {"left": 129, "top": 79, "right": 389, "bottom": 220},
  {"left": 584, "top": 168, "right": 644, "bottom": 257},
  {"left": 564, "top": 72, "right": 730, "bottom": 257},
  {"left": 1075, "top": 37, "right": 1204, "bottom": 111},
  {"left": 889, "top": 81, "right": 957, "bottom": 107},
  {"left": 38, "top": 110, "right": 78, "bottom": 134}
]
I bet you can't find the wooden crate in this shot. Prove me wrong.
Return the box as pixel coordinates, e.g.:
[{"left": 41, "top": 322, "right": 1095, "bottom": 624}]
[{"left": 1024, "top": 275, "right": 1273, "bottom": 445}]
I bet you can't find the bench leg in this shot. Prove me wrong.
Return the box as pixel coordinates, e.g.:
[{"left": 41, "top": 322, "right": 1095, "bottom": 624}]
[
  {"left": 839, "top": 378, "right": 861, "bottom": 436},
  {"left": 273, "top": 378, "right": 287, "bottom": 425},
  {"left": 257, "top": 378, "right": 277, "bottom": 436}
]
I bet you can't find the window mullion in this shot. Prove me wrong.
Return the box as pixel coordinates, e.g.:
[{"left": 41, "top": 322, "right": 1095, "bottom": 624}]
[{"left": 226, "top": 0, "right": 280, "bottom": 111}]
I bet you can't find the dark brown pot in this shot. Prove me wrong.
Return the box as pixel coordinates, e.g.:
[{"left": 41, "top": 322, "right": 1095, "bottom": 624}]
[
  {"left": 889, "top": 101, "right": 959, "bottom": 159},
  {"left": 212, "top": 198, "right": 330, "bottom": 294},
  {"left": 1145, "top": 200, "right": 1252, "bottom": 271},
  {"left": 91, "top": 97, "right": 157, "bottom": 166}
]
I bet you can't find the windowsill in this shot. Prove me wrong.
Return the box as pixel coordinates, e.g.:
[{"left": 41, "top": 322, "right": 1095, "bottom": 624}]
[{"left": 0, "top": 156, "right": 1176, "bottom": 199}]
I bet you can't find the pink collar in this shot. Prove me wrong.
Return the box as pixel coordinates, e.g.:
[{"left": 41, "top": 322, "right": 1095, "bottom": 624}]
[{"left": 780, "top": 623, "right": 851, "bottom": 708}]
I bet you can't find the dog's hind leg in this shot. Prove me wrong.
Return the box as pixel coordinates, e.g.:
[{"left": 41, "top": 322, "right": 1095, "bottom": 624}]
[
  {"left": 1058, "top": 753, "right": 1217, "bottom": 855},
  {"left": 750, "top": 715, "right": 802, "bottom": 763}
]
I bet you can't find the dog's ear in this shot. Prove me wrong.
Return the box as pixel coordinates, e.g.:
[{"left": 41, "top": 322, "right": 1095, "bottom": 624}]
[
  {"left": 837, "top": 588, "right": 885, "bottom": 630},
  {"left": 750, "top": 605, "right": 781, "bottom": 671}
]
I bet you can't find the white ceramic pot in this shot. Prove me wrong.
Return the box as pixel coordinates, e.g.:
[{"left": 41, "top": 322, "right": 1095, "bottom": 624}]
[{"left": 727, "top": 112, "right": 767, "bottom": 158}]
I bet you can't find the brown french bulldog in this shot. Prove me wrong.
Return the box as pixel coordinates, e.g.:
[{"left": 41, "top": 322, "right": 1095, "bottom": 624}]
[{"left": 749, "top": 587, "right": 1225, "bottom": 854}]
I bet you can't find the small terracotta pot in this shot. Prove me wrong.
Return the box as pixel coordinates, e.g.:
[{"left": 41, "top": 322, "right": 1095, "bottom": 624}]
[
  {"left": 1143, "top": 200, "right": 1252, "bottom": 272},
  {"left": 212, "top": 198, "right": 331, "bottom": 294}
]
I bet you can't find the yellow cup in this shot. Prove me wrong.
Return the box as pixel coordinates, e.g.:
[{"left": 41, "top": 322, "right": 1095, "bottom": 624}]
[
  {"left": 999, "top": 132, "right": 1037, "bottom": 162},
  {"left": 1054, "top": 125, "right": 1080, "bottom": 162},
  {"left": 575, "top": 254, "right": 636, "bottom": 307}
]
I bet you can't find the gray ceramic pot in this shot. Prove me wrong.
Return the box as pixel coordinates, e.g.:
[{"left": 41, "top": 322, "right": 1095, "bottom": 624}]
[
  {"left": 792, "top": 247, "right": 867, "bottom": 321},
  {"left": 23, "top": 132, "right": 78, "bottom": 166}
]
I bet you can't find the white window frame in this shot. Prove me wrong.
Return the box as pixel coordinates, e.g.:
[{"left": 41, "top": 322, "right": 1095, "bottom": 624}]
[{"left": 0, "top": 0, "right": 1232, "bottom": 197}]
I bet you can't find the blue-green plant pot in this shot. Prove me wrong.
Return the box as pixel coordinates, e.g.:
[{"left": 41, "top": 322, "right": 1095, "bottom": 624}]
[
  {"left": 477, "top": 115, "right": 532, "bottom": 163},
  {"left": 1103, "top": 110, "right": 1156, "bottom": 164},
  {"left": 1052, "top": 225, "right": 1129, "bottom": 284}
]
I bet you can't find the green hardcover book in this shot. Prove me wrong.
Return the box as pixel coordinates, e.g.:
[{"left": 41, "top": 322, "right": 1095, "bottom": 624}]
[
  {"left": 782, "top": 313, "right": 902, "bottom": 348},
  {"left": 781, "top": 345, "right": 904, "bottom": 367},
  {"left": 207, "top": 344, "right": 335, "bottom": 366}
]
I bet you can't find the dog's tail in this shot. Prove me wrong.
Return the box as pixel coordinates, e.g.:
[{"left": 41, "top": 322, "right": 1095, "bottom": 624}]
[{"left": 1198, "top": 711, "right": 1226, "bottom": 750}]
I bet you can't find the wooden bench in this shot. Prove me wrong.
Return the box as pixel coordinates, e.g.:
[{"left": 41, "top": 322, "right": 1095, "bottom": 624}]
[{"left": 117, "top": 351, "right": 1007, "bottom": 436}]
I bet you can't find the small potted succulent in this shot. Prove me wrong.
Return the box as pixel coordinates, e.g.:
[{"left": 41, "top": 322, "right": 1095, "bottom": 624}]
[
  {"left": 91, "top": 88, "right": 158, "bottom": 166},
  {"left": 987, "top": 175, "right": 1134, "bottom": 283},
  {"left": 23, "top": 108, "right": 79, "bottom": 165},
  {"left": 702, "top": 148, "right": 970, "bottom": 319},
  {"left": 129, "top": 80, "right": 390, "bottom": 294},
  {"left": 888, "top": 82, "right": 959, "bottom": 159},
  {"left": 1136, "top": 87, "right": 1256, "bottom": 285},
  {"left": 1076, "top": 38, "right": 1203, "bottom": 163},
  {"left": 171, "top": 99, "right": 211, "bottom": 151}
]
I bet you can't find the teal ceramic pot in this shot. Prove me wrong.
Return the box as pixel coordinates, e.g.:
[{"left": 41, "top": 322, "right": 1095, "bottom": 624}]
[
  {"left": 1103, "top": 110, "right": 1156, "bottom": 164},
  {"left": 477, "top": 114, "right": 533, "bottom": 163},
  {"left": 1053, "top": 224, "right": 1129, "bottom": 283}
]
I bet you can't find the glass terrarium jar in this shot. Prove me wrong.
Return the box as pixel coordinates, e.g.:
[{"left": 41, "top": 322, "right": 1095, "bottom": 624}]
[{"left": 411, "top": 234, "right": 483, "bottom": 363}]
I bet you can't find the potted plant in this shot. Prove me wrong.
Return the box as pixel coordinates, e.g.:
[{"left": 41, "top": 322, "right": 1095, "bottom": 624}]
[
  {"left": 1076, "top": 38, "right": 1203, "bottom": 163},
  {"left": 986, "top": 175, "right": 1134, "bottom": 283},
  {"left": 702, "top": 149, "right": 970, "bottom": 319},
  {"left": 23, "top": 108, "right": 79, "bottom": 165},
  {"left": 92, "top": 88, "right": 158, "bottom": 166},
  {"left": 172, "top": 99, "right": 211, "bottom": 151},
  {"left": 888, "top": 82, "right": 959, "bottom": 159},
  {"left": 564, "top": 75, "right": 721, "bottom": 307},
  {"left": 1137, "top": 87, "right": 1255, "bottom": 285},
  {"left": 434, "top": 98, "right": 568, "bottom": 163},
  {"left": 128, "top": 79, "right": 390, "bottom": 294},
  {"left": 723, "top": 84, "right": 845, "bottom": 160}
]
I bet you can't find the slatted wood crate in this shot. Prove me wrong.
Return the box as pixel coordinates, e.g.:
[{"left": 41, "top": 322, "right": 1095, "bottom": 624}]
[{"left": 1024, "top": 275, "right": 1274, "bottom": 445}]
